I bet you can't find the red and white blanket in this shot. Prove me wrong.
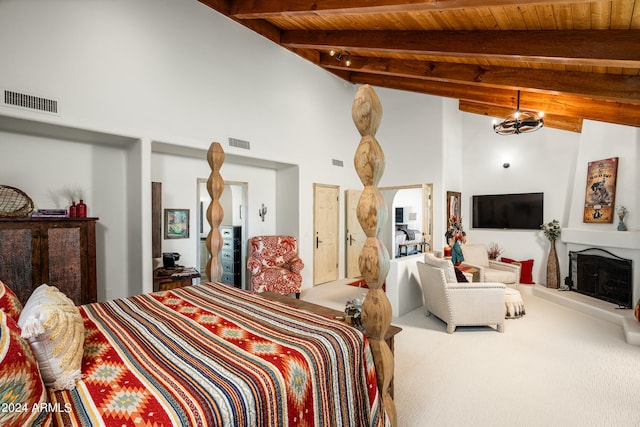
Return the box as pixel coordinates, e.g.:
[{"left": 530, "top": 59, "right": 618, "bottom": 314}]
[{"left": 50, "top": 282, "right": 386, "bottom": 426}]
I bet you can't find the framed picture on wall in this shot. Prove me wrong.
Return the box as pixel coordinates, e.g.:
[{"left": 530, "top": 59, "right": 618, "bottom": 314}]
[
  {"left": 583, "top": 157, "right": 618, "bottom": 223},
  {"left": 446, "top": 191, "right": 461, "bottom": 226},
  {"left": 164, "top": 208, "right": 190, "bottom": 239}
]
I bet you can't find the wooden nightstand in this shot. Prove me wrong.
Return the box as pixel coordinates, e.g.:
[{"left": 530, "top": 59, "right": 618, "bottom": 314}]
[{"left": 153, "top": 267, "right": 200, "bottom": 292}]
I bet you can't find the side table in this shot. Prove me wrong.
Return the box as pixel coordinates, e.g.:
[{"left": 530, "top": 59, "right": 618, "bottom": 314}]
[{"left": 153, "top": 267, "right": 200, "bottom": 292}]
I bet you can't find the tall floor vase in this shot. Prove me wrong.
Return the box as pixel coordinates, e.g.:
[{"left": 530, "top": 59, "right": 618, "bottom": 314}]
[{"left": 546, "top": 239, "right": 561, "bottom": 289}]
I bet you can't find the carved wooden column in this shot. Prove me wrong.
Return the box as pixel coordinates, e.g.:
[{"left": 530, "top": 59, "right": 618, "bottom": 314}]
[
  {"left": 352, "top": 85, "right": 396, "bottom": 426},
  {"left": 206, "top": 142, "right": 225, "bottom": 282}
]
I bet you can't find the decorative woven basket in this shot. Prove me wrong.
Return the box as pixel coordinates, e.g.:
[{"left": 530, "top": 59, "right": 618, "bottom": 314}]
[{"left": 0, "top": 185, "right": 34, "bottom": 217}]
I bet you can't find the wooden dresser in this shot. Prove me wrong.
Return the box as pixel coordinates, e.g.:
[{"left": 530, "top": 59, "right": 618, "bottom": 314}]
[
  {"left": 0, "top": 217, "right": 98, "bottom": 306},
  {"left": 220, "top": 225, "right": 242, "bottom": 288}
]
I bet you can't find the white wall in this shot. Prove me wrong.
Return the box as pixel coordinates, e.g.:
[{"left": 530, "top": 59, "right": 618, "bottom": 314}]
[{"left": 460, "top": 110, "right": 638, "bottom": 285}]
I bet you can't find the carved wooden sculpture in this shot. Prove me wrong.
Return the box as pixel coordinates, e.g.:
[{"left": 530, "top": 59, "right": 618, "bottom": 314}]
[
  {"left": 206, "top": 142, "right": 225, "bottom": 282},
  {"left": 352, "top": 85, "right": 397, "bottom": 426}
]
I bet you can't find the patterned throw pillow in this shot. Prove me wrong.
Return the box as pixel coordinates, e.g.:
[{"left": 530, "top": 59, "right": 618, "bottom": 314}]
[
  {"left": 0, "top": 280, "right": 23, "bottom": 322},
  {"left": 18, "top": 284, "right": 85, "bottom": 390},
  {"left": 0, "top": 311, "right": 52, "bottom": 427}
]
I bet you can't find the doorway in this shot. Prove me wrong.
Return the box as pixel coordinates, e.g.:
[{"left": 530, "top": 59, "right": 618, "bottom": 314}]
[
  {"left": 345, "top": 184, "right": 433, "bottom": 264},
  {"left": 313, "top": 183, "right": 340, "bottom": 285},
  {"left": 197, "top": 179, "right": 248, "bottom": 288},
  {"left": 345, "top": 189, "right": 365, "bottom": 278}
]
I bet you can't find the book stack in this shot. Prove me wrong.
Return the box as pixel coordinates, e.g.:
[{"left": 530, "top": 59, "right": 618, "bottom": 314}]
[{"left": 32, "top": 208, "right": 68, "bottom": 218}]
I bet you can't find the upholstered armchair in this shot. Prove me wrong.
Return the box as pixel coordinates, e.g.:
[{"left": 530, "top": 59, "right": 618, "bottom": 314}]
[
  {"left": 460, "top": 244, "right": 521, "bottom": 284},
  {"left": 417, "top": 253, "right": 506, "bottom": 333},
  {"left": 247, "top": 235, "right": 304, "bottom": 298}
]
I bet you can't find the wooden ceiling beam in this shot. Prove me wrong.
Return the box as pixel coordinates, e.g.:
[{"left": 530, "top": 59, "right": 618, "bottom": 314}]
[
  {"left": 319, "top": 54, "right": 640, "bottom": 103},
  {"left": 229, "top": 0, "right": 594, "bottom": 18},
  {"left": 350, "top": 73, "right": 640, "bottom": 127},
  {"left": 198, "top": 0, "right": 281, "bottom": 43},
  {"left": 459, "top": 100, "right": 584, "bottom": 133},
  {"left": 282, "top": 30, "right": 640, "bottom": 68}
]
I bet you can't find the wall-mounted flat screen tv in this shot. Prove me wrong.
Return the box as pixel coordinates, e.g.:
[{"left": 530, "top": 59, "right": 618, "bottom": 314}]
[{"left": 472, "top": 192, "right": 544, "bottom": 230}]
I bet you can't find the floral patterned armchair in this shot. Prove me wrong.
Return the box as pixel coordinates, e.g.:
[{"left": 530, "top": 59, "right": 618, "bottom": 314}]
[{"left": 247, "top": 235, "right": 304, "bottom": 298}]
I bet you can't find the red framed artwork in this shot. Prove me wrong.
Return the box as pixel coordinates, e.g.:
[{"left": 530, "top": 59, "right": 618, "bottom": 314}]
[{"left": 583, "top": 157, "right": 618, "bottom": 223}]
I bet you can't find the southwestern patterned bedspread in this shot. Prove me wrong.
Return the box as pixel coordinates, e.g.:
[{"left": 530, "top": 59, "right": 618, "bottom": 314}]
[{"left": 49, "top": 282, "right": 387, "bottom": 427}]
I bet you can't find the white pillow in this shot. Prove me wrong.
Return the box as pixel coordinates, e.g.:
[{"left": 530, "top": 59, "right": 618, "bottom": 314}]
[
  {"left": 18, "top": 284, "right": 84, "bottom": 390},
  {"left": 424, "top": 253, "right": 457, "bottom": 283}
]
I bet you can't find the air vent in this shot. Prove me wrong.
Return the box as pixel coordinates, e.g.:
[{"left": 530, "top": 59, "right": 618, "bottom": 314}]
[
  {"left": 4, "top": 90, "right": 58, "bottom": 114},
  {"left": 332, "top": 159, "right": 344, "bottom": 167},
  {"left": 228, "top": 137, "right": 251, "bottom": 150}
]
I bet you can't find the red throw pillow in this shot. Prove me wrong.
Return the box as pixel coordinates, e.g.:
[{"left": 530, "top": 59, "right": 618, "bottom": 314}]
[
  {"left": 501, "top": 257, "right": 535, "bottom": 284},
  {"left": 0, "top": 280, "right": 23, "bottom": 322}
]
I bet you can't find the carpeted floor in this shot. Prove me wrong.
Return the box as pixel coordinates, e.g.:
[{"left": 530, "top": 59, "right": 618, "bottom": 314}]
[{"left": 300, "top": 280, "right": 640, "bottom": 427}]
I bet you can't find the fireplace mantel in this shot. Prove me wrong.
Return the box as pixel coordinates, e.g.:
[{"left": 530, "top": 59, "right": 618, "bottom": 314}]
[{"left": 561, "top": 228, "right": 640, "bottom": 250}]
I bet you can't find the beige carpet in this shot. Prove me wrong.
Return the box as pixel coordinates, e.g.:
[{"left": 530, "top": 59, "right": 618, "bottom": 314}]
[{"left": 300, "top": 280, "right": 640, "bottom": 427}]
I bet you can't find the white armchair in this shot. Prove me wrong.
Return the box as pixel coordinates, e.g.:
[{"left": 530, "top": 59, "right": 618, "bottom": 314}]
[
  {"left": 417, "top": 254, "right": 506, "bottom": 333},
  {"left": 460, "top": 244, "right": 521, "bottom": 284}
]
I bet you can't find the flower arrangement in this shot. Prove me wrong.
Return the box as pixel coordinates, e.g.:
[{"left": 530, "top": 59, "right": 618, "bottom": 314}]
[
  {"left": 617, "top": 205, "right": 628, "bottom": 221},
  {"left": 541, "top": 219, "right": 561, "bottom": 241},
  {"left": 487, "top": 242, "right": 503, "bottom": 260},
  {"left": 445, "top": 215, "right": 465, "bottom": 242}
]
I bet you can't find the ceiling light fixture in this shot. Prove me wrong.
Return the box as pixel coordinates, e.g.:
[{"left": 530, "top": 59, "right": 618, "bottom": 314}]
[{"left": 493, "top": 91, "right": 544, "bottom": 135}]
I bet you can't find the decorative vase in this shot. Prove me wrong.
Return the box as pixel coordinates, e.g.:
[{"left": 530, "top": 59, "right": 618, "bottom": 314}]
[
  {"left": 617, "top": 218, "right": 627, "bottom": 231},
  {"left": 77, "top": 199, "right": 87, "bottom": 218},
  {"left": 69, "top": 202, "right": 77, "bottom": 218},
  {"left": 546, "top": 239, "right": 561, "bottom": 289}
]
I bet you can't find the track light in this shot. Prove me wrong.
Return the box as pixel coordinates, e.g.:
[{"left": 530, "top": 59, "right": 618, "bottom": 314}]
[
  {"left": 493, "top": 91, "right": 544, "bottom": 135},
  {"left": 329, "top": 50, "right": 352, "bottom": 67}
]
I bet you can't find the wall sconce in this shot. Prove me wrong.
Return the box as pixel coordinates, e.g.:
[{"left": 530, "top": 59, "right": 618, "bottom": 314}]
[
  {"left": 503, "top": 162, "right": 510, "bottom": 168},
  {"left": 258, "top": 203, "right": 267, "bottom": 222}
]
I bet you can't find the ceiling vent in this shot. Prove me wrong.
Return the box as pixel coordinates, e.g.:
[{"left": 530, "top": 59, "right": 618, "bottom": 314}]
[
  {"left": 228, "top": 137, "right": 250, "bottom": 150},
  {"left": 4, "top": 90, "right": 58, "bottom": 114},
  {"left": 332, "top": 159, "right": 344, "bottom": 167}
]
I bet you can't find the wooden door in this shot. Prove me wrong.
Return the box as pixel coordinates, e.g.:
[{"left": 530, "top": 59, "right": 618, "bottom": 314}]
[
  {"left": 313, "top": 184, "right": 339, "bottom": 285},
  {"left": 422, "top": 184, "right": 433, "bottom": 252},
  {"left": 345, "top": 189, "right": 365, "bottom": 278}
]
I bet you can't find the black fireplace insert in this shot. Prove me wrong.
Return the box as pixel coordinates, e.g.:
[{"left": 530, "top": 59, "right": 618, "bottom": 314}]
[{"left": 566, "top": 248, "right": 632, "bottom": 309}]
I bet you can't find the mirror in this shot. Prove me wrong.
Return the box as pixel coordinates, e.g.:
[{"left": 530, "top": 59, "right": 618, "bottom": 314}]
[{"left": 197, "top": 179, "right": 248, "bottom": 288}]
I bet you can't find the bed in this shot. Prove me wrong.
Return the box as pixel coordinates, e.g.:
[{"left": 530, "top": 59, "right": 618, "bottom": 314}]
[
  {"left": 47, "top": 281, "right": 385, "bottom": 426},
  {"left": 2, "top": 85, "right": 396, "bottom": 427}
]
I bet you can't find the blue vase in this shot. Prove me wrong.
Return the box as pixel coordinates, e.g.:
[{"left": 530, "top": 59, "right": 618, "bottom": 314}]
[{"left": 617, "top": 219, "right": 627, "bottom": 231}]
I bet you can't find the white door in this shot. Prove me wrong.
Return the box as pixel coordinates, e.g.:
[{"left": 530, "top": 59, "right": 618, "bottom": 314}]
[
  {"left": 313, "top": 184, "right": 339, "bottom": 285},
  {"left": 345, "top": 189, "right": 365, "bottom": 278}
]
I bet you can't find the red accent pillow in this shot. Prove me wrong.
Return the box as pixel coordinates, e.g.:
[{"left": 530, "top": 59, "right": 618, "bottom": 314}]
[
  {"left": 0, "top": 311, "right": 51, "bottom": 427},
  {"left": 501, "top": 257, "right": 535, "bottom": 284},
  {"left": 0, "top": 280, "right": 23, "bottom": 322}
]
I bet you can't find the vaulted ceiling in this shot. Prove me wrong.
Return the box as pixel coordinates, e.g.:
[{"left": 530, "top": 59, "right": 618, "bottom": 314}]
[{"left": 200, "top": 1, "right": 640, "bottom": 132}]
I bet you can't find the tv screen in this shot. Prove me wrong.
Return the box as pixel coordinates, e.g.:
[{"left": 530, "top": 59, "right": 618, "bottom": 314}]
[{"left": 472, "top": 192, "right": 543, "bottom": 230}]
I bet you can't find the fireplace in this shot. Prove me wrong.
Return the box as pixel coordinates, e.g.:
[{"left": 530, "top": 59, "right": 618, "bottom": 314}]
[{"left": 566, "top": 248, "right": 633, "bottom": 308}]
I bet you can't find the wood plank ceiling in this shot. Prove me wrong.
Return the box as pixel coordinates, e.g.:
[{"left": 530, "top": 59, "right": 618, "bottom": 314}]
[{"left": 200, "top": 0, "right": 640, "bottom": 132}]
